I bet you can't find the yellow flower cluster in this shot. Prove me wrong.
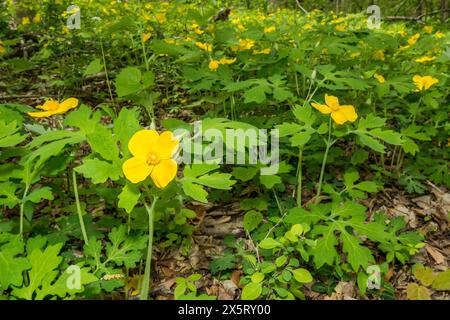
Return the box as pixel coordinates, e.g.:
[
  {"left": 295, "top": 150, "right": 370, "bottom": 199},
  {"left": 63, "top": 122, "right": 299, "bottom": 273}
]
[{"left": 209, "top": 57, "right": 237, "bottom": 71}]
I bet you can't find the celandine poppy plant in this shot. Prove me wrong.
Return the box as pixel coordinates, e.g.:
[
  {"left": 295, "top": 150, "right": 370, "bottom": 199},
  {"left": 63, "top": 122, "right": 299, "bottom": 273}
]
[{"left": 123, "top": 129, "right": 179, "bottom": 188}]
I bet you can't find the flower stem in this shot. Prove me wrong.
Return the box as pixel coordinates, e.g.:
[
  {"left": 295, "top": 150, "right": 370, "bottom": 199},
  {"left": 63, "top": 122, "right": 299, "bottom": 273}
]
[
  {"left": 141, "top": 196, "right": 158, "bottom": 300},
  {"left": 296, "top": 147, "right": 303, "bottom": 207},
  {"left": 315, "top": 118, "right": 332, "bottom": 204},
  {"left": 19, "top": 184, "right": 30, "bottom": 238},
  {"left": 99, "top": 38, "right": 116, "bottom": 113},
  {"left": 72, "top": 170, "right": 89, "bottom": 245}
]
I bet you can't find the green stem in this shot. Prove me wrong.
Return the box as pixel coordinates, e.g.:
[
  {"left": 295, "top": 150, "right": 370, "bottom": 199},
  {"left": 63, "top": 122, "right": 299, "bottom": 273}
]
[
  {"left": 19, "top": 184, "right": 30, "bottom": 238},
  {"left": 141, "top": 34, "right": 150, "bottom": 72},
  {"left": 141, "top": 196, "right": 158, "bottom": 300},
  {"left": 99, "top": 38, "right": 116, "bottom": 113},
  {"left": 72, "top": 170, "right": 89, "bottom": 245},
  {"left": 315, "top": 118, "right": 332, "bottom": 204},
  {"left": 296, "top": 148, "right": 303, "bottom": 207}
]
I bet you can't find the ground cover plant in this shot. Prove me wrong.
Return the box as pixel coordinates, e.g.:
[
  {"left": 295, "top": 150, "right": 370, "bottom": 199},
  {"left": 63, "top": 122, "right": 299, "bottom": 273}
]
[{"left": 0, "top": 0, "right": 449, "bottom": 301}]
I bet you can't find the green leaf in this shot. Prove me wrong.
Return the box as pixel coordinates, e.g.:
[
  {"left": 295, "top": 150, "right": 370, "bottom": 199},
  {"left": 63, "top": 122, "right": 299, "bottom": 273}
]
[
  {"left": 358, "top": 114, "right": 385, "bottom": 130},
  {"left": 181, "top": 181, "right": 208, "bottom": 203},
  {"left": 115, "top": 67, "right": 143, "bottom": 97},
  {"left": 244, "top": 85, "right": 267, "bottom": 104},
  {"left": 273, "top": 87, "right": 293, "bottom": 102},
  {"left": 259, "top": 175, "right": 281, "bottom": 189},
  {"left": 251, "top": 272, "right": 265, "bottom": 284},
  {"left": 113, "top": 108, "right": 141, "bottom": 157},
  {"left": 75, "top": 159, "right": 121, "bottom": 184},
  {"left": 241, "top": 282, "right": 262, "bottom": 300},
  {"left": 83, "top": 58, "right": 103, "bottom": 76},
  {"left": 0, "top": 121, "right": 27, "bottom": 148},
  {"left": 340, "top": 231, "right": 374, "bottom": 272},
  {"left": 354, "top": 181, "right": 379, "bottom": 192},
  {"left": 357, "top": 132, "right": 385, "bottom": 153},
  {"left": 195, "top": 172, "right": 235, "bottom": 189},
  {"left": 432, "top": 270, "right": 450, "bottom": 290},
  {"left": 406, "top": 283, "right": 431, "bottom": 300},
  {"left": 12, "top": 243, "right": 64, "bottom": 300},
  {"left": 414, "top": 267, "right": 437, "bottom": 286},
  {"left": 210, "top": 251, "right": 236, "bottom": 274},
  {"left": 402, "top": 137, "right": 420, "bottom": 155},
  {"left": 64, "top": 105, "right": 102, "bottom": 134},
  {"left": 312, "top": 226, "right": 339, "bottom": 269},
  {"left": 292, "top": 268, "right": 313, "bottom": 283},
  {"left": 86, "top": 125, "right": 119, "bottom": 162},
  {"left": 118, "top": 184, "right": 141, "bottom": 214},
  {"left": 370, "top": 129, "right": 403, "bottom": 145},
  {"left": 37, "top": 267, "right": 97, "bottom": 299},
  {"left": 232, "top": 166, "right": 258, "bottom": 182},
  {"left": 243, "top": 210, "right": 263, "bottom": 232},
  {"left": 26, "top": 187, "right": 54, "bottom": 203},
  {"left": 259, "top": 238, "right": 282, "bottom": 250},
  {"left": 105, "top": 225, "right": 148, "bottom": 268},
  {"left": 181, "top": 164, "right": 235, "bottom": 202},
  {"left": 0, "top": 235, "right": 30, "bottom": 289},
  {"left": 0, "top": 182, "right": 20, "bottom": 208}
]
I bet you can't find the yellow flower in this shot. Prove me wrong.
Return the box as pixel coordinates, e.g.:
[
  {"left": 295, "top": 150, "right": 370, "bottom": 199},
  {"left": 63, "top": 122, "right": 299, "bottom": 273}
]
[
  {"left": 350, "top": 52, "right": 360, "bottom": 58},
  {"left": 33, "top": 14, "right": 41, "bottom": 24},
  {"left": 435, "top": 31, "right": 444, "bottom": 38},
  {"left": 413, "top": 75, "right": 438, "bottom": 91},
  {"left": 252, "top": 48, "right": 271, "bottom": 55},
  {"left": 142, "top": 33, "right": 151, "bottom": 42},
  {"left": 209, "top": 59, "right": 220, "bottom": 71},
  {"left": 374, "top": 73, "right": 385, "bottom": 84},
  {"left": 311, "top": 94, "right": 358, "bottom": 125},
  {"left": 155, "top": 13, "right": 166, "bottom": 24},
  {"left": 415, "top": 56, "right": 436, "bottom": 63},
  {"left": 264, "top": 26, "right": 276, "bottom": 33},
  {"left": 28, "top": 98, "right": 79, "bottom": 118},
  {"left": 373, "top": 50, "right": 385, "bottom": 61},
  {"left": 195, "top": 42, "right": 212, "bottom": 52},
  {"left": 232, "top": 39, "right": 255, "bottom": 51},
  {"left": 423, "top": 25, "right": 433, "bottom": 34},
  {"left": 331, "top": 17, "right": 345, "bottom": 24},
  {"left": 22, "top": 17, "right": 30, "bottom": 25},
  {"left": 407, "top": 33, "right": 420, "bottom": 45},
  {"left": 194, "top": 28, "right": 204, "bottom": 35},
  {"left": 335, "top": 25, "right": 346, "bottom": 32},
  {"left": 219, "top": 57, "right": 236, "bottom": 64},
  {"left": 122, "top": 130, "right": 179, "bottom": 188},
  {"left": 304, "top": 23, "right": 313, "bottom": 30}
]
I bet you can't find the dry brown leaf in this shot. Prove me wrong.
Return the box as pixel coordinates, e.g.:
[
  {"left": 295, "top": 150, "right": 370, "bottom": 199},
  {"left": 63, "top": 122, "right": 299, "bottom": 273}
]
[{"left": 426, "top": 245, "right": 445, "bottom": 265}]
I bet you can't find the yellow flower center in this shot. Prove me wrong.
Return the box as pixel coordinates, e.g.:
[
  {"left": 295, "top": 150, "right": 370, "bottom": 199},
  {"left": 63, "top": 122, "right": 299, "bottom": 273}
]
[
  {"left": 147, "top": 152, "right": 160, "bottom": 165},
  {"left": 47, "top": 100, "right": 60, "bottom": 111}
]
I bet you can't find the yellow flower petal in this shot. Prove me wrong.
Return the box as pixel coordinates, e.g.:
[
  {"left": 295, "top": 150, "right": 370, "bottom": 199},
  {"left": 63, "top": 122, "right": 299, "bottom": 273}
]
[
  {"left": 325, "top": 94, "right": 340, "bottom": 110},
  {"left": 58, "top": 98, "right": 79, "bottom": 112},
  {"left": 28, "top": 110, "right": 59, "bottom": 118},
  {"left": 38, "top": 100, "right": 59, "bottom": 111},
  {"left": 339, "top": 105, "right": 358, "bottom": 122},
  {"left": 423, "top": 76, "right": 439, "bottom": 89},
  {"left": 331, "top": 111, "right": 347, "bottom": 125},
  {"left": 311, "top": 102, "right": 332, "bottom": 114},
  {"left": 156, "top": 131, "right": 179, "bottom": 160},
  {"left": 150, "top": 159, "right": 177, "bottom": 188},
  {"left": 128, "top": 129, "right": 159, "bottom": 159},
  {"left": 122, "top": 157, "right": 153, "bottom": 184}
]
